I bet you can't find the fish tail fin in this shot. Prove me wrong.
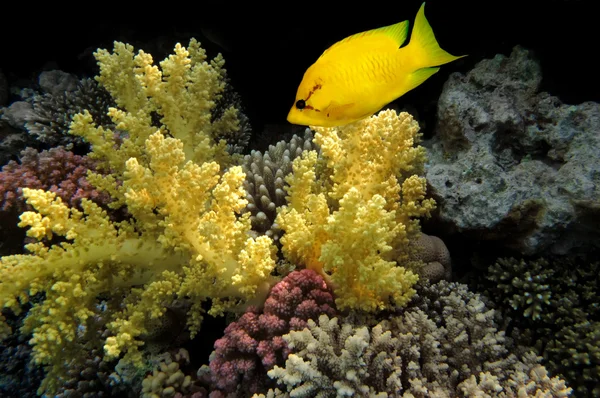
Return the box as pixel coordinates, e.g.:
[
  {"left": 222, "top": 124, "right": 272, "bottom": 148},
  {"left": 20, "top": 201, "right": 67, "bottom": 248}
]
[{"left": 405, "top": 3, "right": 466, "bottom": 69}]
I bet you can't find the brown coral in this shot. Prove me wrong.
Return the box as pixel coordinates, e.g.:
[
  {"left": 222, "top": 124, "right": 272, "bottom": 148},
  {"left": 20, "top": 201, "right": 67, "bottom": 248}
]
[{"left": 407, "top": 232, "right": 452, "bottom": 283}]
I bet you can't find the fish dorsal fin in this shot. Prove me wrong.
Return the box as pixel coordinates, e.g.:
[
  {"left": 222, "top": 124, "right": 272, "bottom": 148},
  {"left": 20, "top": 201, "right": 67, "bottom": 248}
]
[
  {"left": 374, "top": 20, "right": 410, "bottom": 47},
  {"left": 319, "top": 20, "right": 409, "bottom": 60}
]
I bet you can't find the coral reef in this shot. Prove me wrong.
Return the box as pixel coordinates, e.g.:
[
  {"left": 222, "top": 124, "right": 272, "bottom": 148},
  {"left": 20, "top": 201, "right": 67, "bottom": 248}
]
[
  {"left": 425, "top": 45, "right": 600, "bottom": 256},
  {"left": 3, "top": 33, "right": 586, "bottom": 398},
  {"left": 262, "top": 281, "right": 571, "bottom": 397},
  {"left": 207, "top": 269, "right": 336, "bottom": 396},
  {"left": 277, "top": 110, "right": 435, "bottom": 311}
]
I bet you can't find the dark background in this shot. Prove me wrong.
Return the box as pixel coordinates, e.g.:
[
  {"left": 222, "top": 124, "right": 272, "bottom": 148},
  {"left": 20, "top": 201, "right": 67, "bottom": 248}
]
[{"left": 1, "top": 0, "right": 597, "bottom": 136}]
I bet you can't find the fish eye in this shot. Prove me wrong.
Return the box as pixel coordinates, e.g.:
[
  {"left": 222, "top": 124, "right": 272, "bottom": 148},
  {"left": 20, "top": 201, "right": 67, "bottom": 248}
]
[{"left": 295, "top": 99, "right": 306, "bottom": 109}]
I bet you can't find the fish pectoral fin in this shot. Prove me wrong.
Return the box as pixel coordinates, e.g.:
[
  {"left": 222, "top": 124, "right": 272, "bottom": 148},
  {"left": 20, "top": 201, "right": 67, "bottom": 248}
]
[{"left": 325, "top": 101, "right": 355, "bottom": 117}]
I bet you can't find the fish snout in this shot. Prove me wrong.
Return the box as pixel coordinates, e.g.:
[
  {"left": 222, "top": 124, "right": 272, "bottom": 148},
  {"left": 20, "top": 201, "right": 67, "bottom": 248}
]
[{"left": 287, "top": 106, "right": 304, "bottom": 125}]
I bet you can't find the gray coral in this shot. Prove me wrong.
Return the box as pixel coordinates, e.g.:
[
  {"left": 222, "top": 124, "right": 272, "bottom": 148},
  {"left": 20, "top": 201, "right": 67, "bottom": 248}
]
[
  {"left": 488, "top": 258, "right": 553, "bottom": 320},
  {"left": 0, "top": 314, "right": 45, "bottom": 398},
  {"left": 1, "top": 71, "right": 115, "bottom": 147},
  {"left": 263, "top": 281, "right": 571, "bottom": 397},
  {"left": 242, "top": 129, "right": 318, "bottom": 242}
]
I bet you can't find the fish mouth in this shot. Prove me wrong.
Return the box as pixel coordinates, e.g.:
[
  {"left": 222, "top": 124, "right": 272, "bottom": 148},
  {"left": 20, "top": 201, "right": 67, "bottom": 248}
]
[{"left": 286, "top": 108, "right": 305, "bottom": 125}]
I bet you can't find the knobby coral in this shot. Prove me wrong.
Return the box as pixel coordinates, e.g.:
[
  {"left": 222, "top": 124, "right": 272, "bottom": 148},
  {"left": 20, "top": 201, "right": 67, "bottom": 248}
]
[
  {"left": 0, "top": 146, "right": 110, "bottom": 213},
  {"left": 0, "top": 39, "right": 277, "bottom": 395},
  {"left": 241, "top": 129, "right": 318, "bottom": 242},
  {"left": 276, "top": 110, "right": 435, "bottom": 312},
  {"left": 207, "top": 269, "right": 336, "bottom": 396}
]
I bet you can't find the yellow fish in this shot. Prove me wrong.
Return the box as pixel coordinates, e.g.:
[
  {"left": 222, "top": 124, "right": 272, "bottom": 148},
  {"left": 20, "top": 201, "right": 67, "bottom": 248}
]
[{"left": 287, "top": 2, "right": 466, "bottom": 127}]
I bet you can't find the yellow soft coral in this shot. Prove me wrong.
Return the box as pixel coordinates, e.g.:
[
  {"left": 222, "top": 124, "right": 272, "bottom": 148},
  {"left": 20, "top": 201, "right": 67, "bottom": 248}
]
[
  {"left": 276, "top": 110, "right": 435, "bottom": 311},
  {"left": 72, "top": 39, "right": 240, "bottom": 209},
  {"left": 0, "top": 39, "right": 277, "bottom": 395}
]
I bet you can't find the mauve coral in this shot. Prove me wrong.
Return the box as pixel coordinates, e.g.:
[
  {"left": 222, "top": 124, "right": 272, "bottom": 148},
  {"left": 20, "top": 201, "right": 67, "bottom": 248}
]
[
  {"left": 208, "top": 269, "right": 336, "bottom": 396},
  {"left": 0, "top": 146, "right": 110, "bottom": 212}
]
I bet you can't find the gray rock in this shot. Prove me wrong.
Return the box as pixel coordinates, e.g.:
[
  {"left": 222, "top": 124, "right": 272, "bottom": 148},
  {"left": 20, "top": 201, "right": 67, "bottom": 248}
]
[
  {"left": 1, "top": 101, "right": 35, "bottom": 128},
  {"left": 425, "top": 46, "right": 600, "bottom": 256},
  {"left": 1, "top": 74, "right": 115, "bottom": 147},
  {"left": 0, "top": 120, "right": 31, "bottom": 167},
  {"left": 38, "top": 70, "right": 79, "bottom": 96}
]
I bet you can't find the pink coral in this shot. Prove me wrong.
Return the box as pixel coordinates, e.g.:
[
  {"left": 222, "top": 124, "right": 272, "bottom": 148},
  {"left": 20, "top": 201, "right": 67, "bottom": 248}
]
[
  {"left": 0, "top": 146, "right": 110, "bottom": 212},
  {"left": 208, "top": 269, "right": 336, "bottom": 395}
]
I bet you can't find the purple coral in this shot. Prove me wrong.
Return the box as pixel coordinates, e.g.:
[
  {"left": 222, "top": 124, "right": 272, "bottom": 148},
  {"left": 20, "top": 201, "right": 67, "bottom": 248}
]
[
  {"left": 208, "top": 269, "right": 336, "bottom": 396},
  {"left": 0, "top": 146, "right": 110, "bottom": 212}
]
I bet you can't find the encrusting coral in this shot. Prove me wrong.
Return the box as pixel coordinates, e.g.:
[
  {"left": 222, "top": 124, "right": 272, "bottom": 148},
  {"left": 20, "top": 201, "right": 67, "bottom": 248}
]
[
  {"left": 0, "top": 39, "right": 277, "bottom": 395},
  {"left": 277, "top": 110, "right": 435, "bottom": 312},
  {"left": 408, "top": 232, "right": 452, "bottom": 283}
]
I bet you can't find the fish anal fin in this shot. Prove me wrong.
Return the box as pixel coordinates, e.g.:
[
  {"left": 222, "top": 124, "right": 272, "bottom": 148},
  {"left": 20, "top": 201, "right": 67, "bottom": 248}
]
[{"left": 402, "top": 67, "right": 440, "bottom": 95}]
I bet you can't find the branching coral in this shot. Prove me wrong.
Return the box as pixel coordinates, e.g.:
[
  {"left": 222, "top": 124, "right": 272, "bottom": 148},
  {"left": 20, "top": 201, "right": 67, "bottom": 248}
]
[
  {"left": 0, "top": 39, "right": 277, "bottom": 395},
  {"left": 90, "top": 39, "right": 239, "bottom": 168},
  {"left": 481, "top": 256, "right": 600, "bottom": 395},
  {"left": 262, "top": 281, "right": 571, "bottom": 397},
  {"left": 24, "top": 76, "right": 116, "bottom": 146},
  {"left": 276, "top": 110, "right": 435, "bottom": 311},
  {"left": 0, "top": 71, "right": 115, "bottom": 147}
]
